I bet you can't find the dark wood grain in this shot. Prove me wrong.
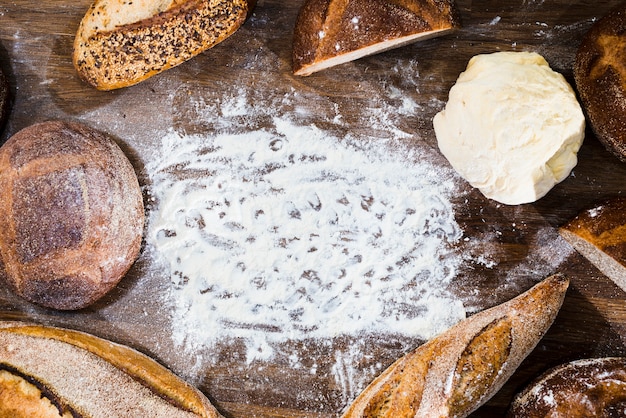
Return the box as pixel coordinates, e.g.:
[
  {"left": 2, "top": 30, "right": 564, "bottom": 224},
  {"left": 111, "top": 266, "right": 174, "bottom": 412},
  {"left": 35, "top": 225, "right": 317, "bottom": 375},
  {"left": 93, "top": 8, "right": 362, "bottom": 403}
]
[{"left": 1, "top": 1, "right": 626, "bottom": 417}]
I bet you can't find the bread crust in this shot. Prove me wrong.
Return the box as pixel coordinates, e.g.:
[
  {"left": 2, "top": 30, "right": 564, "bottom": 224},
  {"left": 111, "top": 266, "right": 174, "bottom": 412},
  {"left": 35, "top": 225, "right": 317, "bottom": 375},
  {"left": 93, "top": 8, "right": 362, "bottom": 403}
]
[
  {"left": 0, "top": 321, "right": 222, "bottom": 417},
  {"left": 508, "top": 357, "right": 626, "bottom": 417},
  {"left": 292, "top": 0, "right": 460, "bottom": 76},
  {"left": 574, "top": 4, "right": 626, "bottom": 162},
  {"left": 559, "top": 196, "right": 626, "bottom": 291},
  {"left": 341, "top": 274, "right": 569, "bottom": 418},
  {"left": 73, "top": 0, "right": 255, "bottom": 90},
  {"left": 0, "top": 120, "right": 144, "bottom": 310},
  {"left": 0, "top": 65, "right": 9, "bottom": 132}
]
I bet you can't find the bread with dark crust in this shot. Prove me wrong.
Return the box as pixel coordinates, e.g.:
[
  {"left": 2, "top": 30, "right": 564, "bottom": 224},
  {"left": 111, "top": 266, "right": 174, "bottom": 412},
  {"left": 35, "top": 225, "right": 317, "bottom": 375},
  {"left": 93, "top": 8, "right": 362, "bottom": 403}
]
[
  {"left": 559, "top": 197, "right": 626, "bottom": 292},
  {"left": 292, "top": 0, "right": 460, "bottom": 76},
  {"left": 0, "top": 320, "right": 223, "bottom": 417},
  {"left": 574, "top": 4, "right": 626, "bottom": 162},
  {"left": 73, "top": 0, "right": 256, "bottom": 90},
  {"left": 0, "top": 120, "right": 144, "bottom": 310},
  {"left": 0, "top": 64, "right": 10, "bottom": 132},
  {"left": 508, "top": 357, "right": 626, "bottom": 417},
  {"left": 341, "top": 274, "right": 569, "bottom": 418}
]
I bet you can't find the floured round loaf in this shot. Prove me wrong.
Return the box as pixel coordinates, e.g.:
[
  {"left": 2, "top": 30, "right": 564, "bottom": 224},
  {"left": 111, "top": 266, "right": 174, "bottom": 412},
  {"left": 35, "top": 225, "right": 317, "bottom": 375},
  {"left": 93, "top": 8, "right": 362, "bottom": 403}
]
[
  {"left": 574, "top": 4, "right": 626, "bottom": 163},
  {"left": 292, "top": 0, "right": 460, "bottom": 76},
  {"left": 508, "top": 357, "right": 626, "bottom": 417},
  {"left": 0, "top": 120, "right": 144, "bottom": 310},
  {"left": 434, "top": 51, "right": 585, "bottom": 205},
  {"left": 73, "top": 0, "right": 256, "bottom": 90},
  {"left": 559, "top": 197, "right": 626, "bottom": 292}
]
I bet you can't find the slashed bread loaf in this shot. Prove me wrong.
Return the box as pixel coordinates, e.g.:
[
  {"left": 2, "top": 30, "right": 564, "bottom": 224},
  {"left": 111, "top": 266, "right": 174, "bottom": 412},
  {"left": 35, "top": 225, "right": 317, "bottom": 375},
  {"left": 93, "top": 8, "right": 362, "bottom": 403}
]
[
  {"left": 73, "top": 0, "right": 256, "bottom": 90},
  {"left": 292, "top": 0, "right": 460, "bottom": 76},
  {"left": 0, "top": 121, "right": 144, "bottom": 310},
  {"left": 0, "top": 321, "right": 222, "bottom": 417},
  {"left": 341, "top": 274, "right": 569, "bottom": 418},
  {"left": 559, "top": 197, "right": 626, "bottom": 292}
]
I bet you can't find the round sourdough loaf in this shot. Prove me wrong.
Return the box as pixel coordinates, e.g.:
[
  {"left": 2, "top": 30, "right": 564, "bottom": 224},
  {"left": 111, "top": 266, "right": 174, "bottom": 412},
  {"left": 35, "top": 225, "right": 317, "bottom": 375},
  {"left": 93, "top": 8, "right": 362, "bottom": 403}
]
[
  {"left": 508, "top": 357, "right": 626, "bottom": 417},
  {"left": 0, "top": 121, "right": 144, "bottom": 310},
  {"left": 574, "top": 4, "right": 626, "bottom": 162}
]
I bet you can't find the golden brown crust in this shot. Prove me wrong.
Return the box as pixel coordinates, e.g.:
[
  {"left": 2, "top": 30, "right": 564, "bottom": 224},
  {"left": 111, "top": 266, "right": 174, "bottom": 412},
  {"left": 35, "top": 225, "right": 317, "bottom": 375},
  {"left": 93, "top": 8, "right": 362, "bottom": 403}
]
[
  {"left": 0, "top": 121, "right": 144, "bottom": 310},
  {"left": 574, "top": 4, "right": 626, "bottom": 162},
  {"left": 73, "top": 0, "right": 255, "bottom": 90},
  {"left": 559, "top": 197, "right": 626, "bottom": 291},
  {"left": 341, "top": 274, "right": 569, "bottom": 418},
  {"left": 508, "top": 357, "right": 626, "bottom": 417},
  {"left": 292, "top": 0, "right": 460, "bottom": 76},
  {"left": 0, "top": 321, "right": 222, "bottom": 417}
]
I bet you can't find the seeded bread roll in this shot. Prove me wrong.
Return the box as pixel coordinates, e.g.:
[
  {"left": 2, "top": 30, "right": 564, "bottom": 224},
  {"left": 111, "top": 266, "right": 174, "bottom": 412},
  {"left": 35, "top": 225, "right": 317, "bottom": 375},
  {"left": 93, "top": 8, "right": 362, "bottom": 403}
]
[
  {"left": 292, "top": 0, "right": 460, "bottom": 76},
  {"left": 0, "top": 321, "right": 222, "bottom": 417},
  {"left": 73, "top": 0, "right": 256, "bottom": 90},
  {"left": 559, "top": 197, "right": 626, "bottom": 292},
  {"left": 508, "top": 357, "right": 626, "bottom": 417},
  {"left": 0, "top": 120, "right": 144, "bottom": 310},
  {"left": 574, "top": 4, "right": 626, "bottom": 162}
]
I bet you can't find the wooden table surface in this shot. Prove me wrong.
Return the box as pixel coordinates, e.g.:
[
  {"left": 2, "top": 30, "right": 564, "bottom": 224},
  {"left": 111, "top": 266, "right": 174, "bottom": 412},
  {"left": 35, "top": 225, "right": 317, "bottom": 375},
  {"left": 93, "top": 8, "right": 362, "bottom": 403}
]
[{"left": 1, "top": 1, "right": 626, "bottom": 417}]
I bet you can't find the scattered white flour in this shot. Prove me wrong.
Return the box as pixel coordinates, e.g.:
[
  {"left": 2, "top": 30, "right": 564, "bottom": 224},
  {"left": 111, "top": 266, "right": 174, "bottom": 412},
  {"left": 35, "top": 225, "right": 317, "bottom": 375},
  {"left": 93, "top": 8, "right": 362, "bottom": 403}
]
[{"left": 146, "top": 95, "right": 467, "bottom": 363}]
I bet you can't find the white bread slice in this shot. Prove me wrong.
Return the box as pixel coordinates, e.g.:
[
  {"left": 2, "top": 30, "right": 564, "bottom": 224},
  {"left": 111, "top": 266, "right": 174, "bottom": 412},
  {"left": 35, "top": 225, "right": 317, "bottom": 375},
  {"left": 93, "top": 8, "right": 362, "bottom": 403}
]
[
  {"left": 341, "top": 274, "right": 569, "bottom": 418},
  {"left": 73, "top": 0, "right": 255, "bottom": 90},
  {"left": 559, "top": 197, "right": 626, "bottom": 291},
  {"left": 292, "top": 0, "right": 460, "bottom": 76},
  {"left": 0, "top": 321, "right": 222, "bottom": 417}
]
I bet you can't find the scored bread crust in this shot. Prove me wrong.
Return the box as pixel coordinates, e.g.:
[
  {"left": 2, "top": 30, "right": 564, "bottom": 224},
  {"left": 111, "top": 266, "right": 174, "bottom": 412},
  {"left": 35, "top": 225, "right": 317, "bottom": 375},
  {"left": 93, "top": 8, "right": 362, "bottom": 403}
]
[
  {"left": 292, "top": 0, "right": 460, "bottom": 76},
  {"left": 574, "top": 4, "right": 626, "bottom": 162},
  {"left": 0, "top": 120, "right": 144, "bottom": 310},
  {"left": 0, "top": 321, "right": 222, "bottom": 417},
  {"left": 559, "top": 197, "right": 626, "bottom": 292},
  {"left": 73, "top": 0, "right": 255, "bottom": 90},
  {"left": 507, "top": 357, "right": 626, "bottom": 417},
  {"left": 341, "top": 274, "right": 569, "bottom": 418}
]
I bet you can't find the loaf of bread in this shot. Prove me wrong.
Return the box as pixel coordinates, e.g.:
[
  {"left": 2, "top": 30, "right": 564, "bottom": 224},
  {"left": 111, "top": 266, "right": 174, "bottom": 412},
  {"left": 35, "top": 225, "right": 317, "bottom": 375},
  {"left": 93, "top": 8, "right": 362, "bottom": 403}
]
[
  {"left": 0, "top": 320, "right": 222, "bottom": 417},
  {"left": 341, "top": 274, "right": 569, "bottom": 418},
  {"left": 559, "top": 197, "right": 626, "bottom": 292},
  {"left": 0, "top": 64, "right": 9, "bottom": 132},
  {"left": 0, "top": 120, "right": 144, "bottom": 310},
  {"left": 508, "top": 357, "right": 626, "bottom": 417},
  {"left": 73, "top": 0, "right": 256, "bottom": 90},
  {"left": 292, "top": 0, "right": 460, "bottom": 76},
  {"left": 574, "top": 4, "right": 626, "bottom": 162}
]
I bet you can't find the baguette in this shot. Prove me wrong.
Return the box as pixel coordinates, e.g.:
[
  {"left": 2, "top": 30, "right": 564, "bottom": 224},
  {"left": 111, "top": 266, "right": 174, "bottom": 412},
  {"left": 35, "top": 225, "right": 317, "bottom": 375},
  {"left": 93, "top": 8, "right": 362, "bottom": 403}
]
[
  {"left": 0, "top": 321, "right": 222, "bottom": 417},
  {"left": 559, "top": 197, "right": 626, "bottom": 292},
  {"left": 73, "top": 0, "right": 256, "bottom": 90},
  {"left": 292, "top": 0, "right": 460, "bottom": 76},
  {"left": 341, "top": 274, "right": 569, "bottom": 418}
]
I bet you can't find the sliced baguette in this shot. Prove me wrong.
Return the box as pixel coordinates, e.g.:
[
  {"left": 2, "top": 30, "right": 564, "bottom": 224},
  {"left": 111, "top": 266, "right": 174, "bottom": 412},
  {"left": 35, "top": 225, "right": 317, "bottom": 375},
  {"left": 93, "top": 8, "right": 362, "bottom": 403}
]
[
  {"left": 0, "top": 321, "right": 222, "bottom": 417},
  {"left": 341, "top": 274, "right": 569, "bottom": 418},
  {"left": 292, "top": 0, "right": 460, "bottom": 76},
  {"left": 559, "top": 197, "right": 626, "bottom": 291},
  {"left": 73, "top": 0, "right": 255, "bottom": 90}
]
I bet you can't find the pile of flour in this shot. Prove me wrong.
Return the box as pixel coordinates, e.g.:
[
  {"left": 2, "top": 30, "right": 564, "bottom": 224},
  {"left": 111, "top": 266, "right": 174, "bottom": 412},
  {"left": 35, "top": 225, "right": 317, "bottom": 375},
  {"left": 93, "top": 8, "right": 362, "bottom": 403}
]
[{"left": 145, "top": 89, "right": 468, "bottom": 363}]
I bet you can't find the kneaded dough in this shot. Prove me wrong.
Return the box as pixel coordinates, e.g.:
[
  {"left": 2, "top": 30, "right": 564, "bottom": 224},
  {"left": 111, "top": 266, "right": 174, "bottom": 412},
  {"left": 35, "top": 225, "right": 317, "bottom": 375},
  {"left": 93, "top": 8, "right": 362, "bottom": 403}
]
[{"left": 433, "top": 51, "right": 585, "bottom": 205}]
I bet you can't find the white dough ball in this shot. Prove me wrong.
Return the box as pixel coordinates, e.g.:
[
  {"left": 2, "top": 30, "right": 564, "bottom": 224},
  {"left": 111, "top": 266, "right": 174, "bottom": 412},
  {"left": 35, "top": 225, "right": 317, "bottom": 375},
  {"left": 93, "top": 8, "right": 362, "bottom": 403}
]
[{"left": 433, "top": 51, "right": 585, "bottom": 205}]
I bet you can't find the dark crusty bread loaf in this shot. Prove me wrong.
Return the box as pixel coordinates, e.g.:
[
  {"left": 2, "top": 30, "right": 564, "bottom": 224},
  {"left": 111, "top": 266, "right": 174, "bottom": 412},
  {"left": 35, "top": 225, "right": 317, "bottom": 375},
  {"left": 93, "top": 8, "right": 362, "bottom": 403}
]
[
  {"left": 574, "top": 4, "right": 626, "bottom": 162},
  {"left": 0, "top": 64, "right": 9, "bottom": 132},
  {"left": 292, "top": 0, "right": 460, "bottom": 76},
  {"left": 508, "top": 357, "right": 626, "bottom": 417},
  {"left": 341, "top": 274, "right": 569, "bottom": 418},
  {"left": 559, "top": 197, "right": 626, "bottom": 292},
  {"left": 0, "top": 320, "right": 222, "bottom": 417},
  {"left": 0, "top": 120, "right": 144, "bottom": 310},
  {"left": 73, "top": 0, "right": 256, "bottom": 90}
]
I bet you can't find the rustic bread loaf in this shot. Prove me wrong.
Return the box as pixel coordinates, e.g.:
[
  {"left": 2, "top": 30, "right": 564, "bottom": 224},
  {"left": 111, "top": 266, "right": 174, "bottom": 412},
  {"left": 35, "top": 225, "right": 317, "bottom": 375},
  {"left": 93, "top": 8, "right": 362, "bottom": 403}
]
[
  {"left": 73, "top": 0, "right": 256, "bottom": 90},
  {"left": 574, "top": 4, "right": 626, "bottom": 162},
  {"left": 341, "top": 274, "right": 569, "bottom": 418},
  {"left": 508, "top": 357, "right": 626, "bottom": 417},
  {"left": 0, "top": 120, "right": 144, "bottom": 310},
  {"left": 559, "top": 197, "right": 626, "bottom": 292},
  {"left": 0, "top": 321, "right": 222, "bottom": 417},
  {"left": 292, "top": 0, "right": 460, "bottom": 76},
  {"left": 0, "top": 64, "right": 9, "bottom": 132}
]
